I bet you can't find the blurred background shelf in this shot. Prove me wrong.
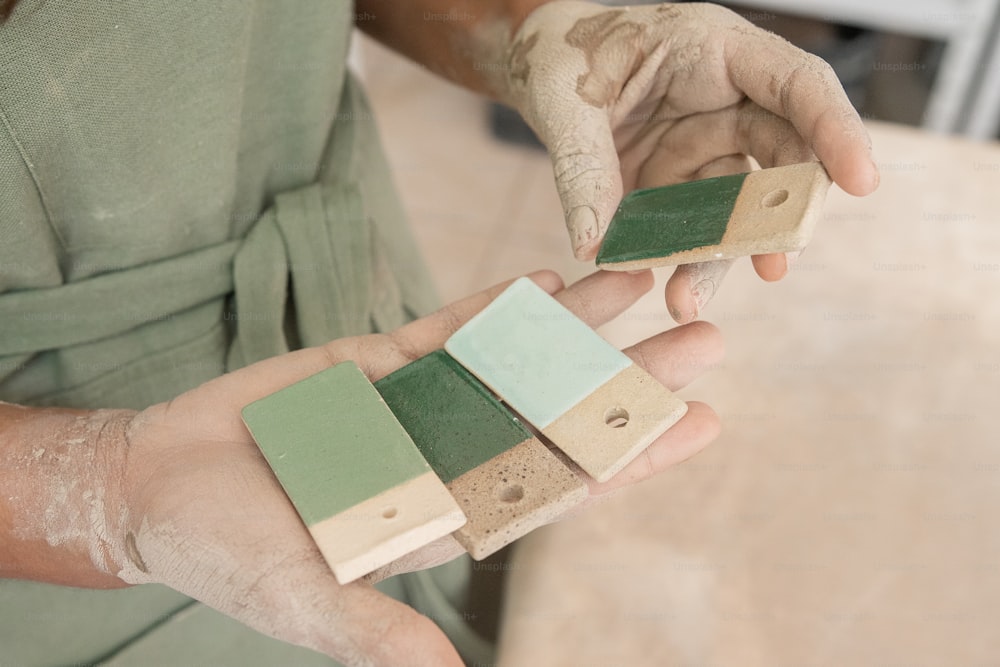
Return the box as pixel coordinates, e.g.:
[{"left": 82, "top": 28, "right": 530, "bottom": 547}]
[{"left": 720, "top": 0, "right": 1000, "bottom": 137}]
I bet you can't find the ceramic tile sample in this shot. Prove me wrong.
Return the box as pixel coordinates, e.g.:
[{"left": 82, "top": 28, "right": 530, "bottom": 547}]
[
  {"left": 375, "top": 350, "right": 587, "bottom": 559},
  {"left": 241, "top": 361, "right": 466, "bottom": 584},
  {"left": 596, "top": 162, "right": 832, "bottom": 270},
  {"left": 445, "top": 278, "right": 688, "bottom": 483}
]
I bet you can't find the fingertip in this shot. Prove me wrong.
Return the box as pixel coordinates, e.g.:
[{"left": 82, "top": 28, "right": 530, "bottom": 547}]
[
  {"left": 785, "top": 85, "right": 876, "bottom": 197},
  {"left": 684, "top": 400, "right": 722, "bottom": 441},
  {"left": 620, "top": 267, "right": 655, "bottom": 293},
  {"left": 591, "top": 399, "right": 722, "bottom": 492},
  {"left": 641, "top": 400, "right": 722, "bottom": 475},
  {"left": 664, "top": 260, "right": 735, "bottom": 323},
  {"left": 332, "top": 589, "right": 465, "bottom": 667},
  {"left": 751, "top": 253, "right": 788, "bottom": 281},
  {"left": 815, "top": 119, "right": 879, "bottom": 197},
  {"left": 664, "top": 279, "right": 698, "bottom": 324},
  {"left": 524, "top": 269, "right": 566, "bottom": 295},
  {"left": 597, "top": 266, "right": 655, "bottom": 300},
  {"left": 832, "top": 156, "right": 880, "bottom": 196},
  {"left": 670, "top": 401, "right": 722, "bottom": 458},
  {"left": 376, "top": 613, "right": 464, "bottom": 667},
  {"left": 409, "top": 615, "right": 466, "bottom": 667},
  {"left": 568, "top": 206, "right": 601, "bottom": 260}
]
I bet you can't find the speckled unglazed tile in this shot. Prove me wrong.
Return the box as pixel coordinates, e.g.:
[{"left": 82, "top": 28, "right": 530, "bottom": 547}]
[
  {"left": 445, "top": 277, "right": 687, "bottom": 483},
  {"left": 242, "top": 361, "right": 466, "bottom": 584},
  {"left": 376, "top": 350, "right": 586, "bottom": 559},
  {"left": 597, "top": 162, "right": 832, "bottom": 270}
]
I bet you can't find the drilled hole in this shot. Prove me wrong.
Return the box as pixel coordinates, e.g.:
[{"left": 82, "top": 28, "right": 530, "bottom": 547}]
[
  {"left": 761, "top": 189, "right": 789, "bottom": 208},
  {"left": 382, "top": 507, "right": 398, "bottom": 520},
  {"left": 604, "top": 406, "right": 630, "bottom": 428},
  {"left": 498, "top": 484, "right": 524, "bottom": 504}
]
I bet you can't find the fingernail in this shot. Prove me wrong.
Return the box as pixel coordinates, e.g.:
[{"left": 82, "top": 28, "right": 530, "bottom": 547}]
[
  {"left": 691, "top": 278, "right": 716, "bottom": 314},
  {"left": 568, "top": 207, "right": 599, "bottom": 255}
]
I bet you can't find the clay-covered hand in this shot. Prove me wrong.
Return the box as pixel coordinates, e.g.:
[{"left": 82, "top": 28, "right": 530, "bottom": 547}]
[
  {"left": 37, "top": 270, "right": 720, "bottom": 666},
  {"left": 488, "top": 1, "right": 879, "bottom": 322}
]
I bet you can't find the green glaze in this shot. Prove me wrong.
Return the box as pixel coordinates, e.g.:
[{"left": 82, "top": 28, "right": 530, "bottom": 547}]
[
  {"left": 242, "top": 361, "right": 431, "bottom": 525},
  {"left": 596, "top": 172, "right": 749, "bottom": 265},
  {"left": 375, "top": 350, "right": 531, "bottom": 484}
]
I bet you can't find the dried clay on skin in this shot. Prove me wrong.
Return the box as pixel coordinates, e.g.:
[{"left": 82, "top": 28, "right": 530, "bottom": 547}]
[
  {"left": 6, "top": 409, "right": 137, "bottom": 579},
  {"left": 494, "top": 3, "right": 719, "bottom": 254}
]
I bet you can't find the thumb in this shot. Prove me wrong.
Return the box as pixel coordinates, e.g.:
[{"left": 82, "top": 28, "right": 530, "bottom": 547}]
[
  {"left": 498, "top": 0, "right": 625, "bottom": 261},
  {"left": 137, "top": 538, "right": 464, "bottom": 666},
  {"left": 132, "top": 514, "right": 464, "bottom": 667},
  {"left": 307, "top": 583, "right": 464, "bottom": 667},
  {"left": 664, "top": 259, "right": 735, "bottom": 324},
  {"left": 541, "top": 105, "right": 623, "bottom": 261}
]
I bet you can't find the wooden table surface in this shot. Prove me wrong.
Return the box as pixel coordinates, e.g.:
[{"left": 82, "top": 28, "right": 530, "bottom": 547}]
[{"left": 495, "top": 121, "right": 1000, "bottom": 666}]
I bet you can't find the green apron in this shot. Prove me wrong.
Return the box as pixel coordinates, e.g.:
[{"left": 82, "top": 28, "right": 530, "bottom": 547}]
[{"left": 0, "top": 1, "right": 491, "bottom": 664}]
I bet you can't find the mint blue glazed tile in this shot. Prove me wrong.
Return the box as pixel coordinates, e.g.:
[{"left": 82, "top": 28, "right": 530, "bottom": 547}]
[
  {"left": 445, "top": 278, "right": 688, "bottom": 483},
  {"left": 445, "top": 277, "right": 631, "bottom": 429}
]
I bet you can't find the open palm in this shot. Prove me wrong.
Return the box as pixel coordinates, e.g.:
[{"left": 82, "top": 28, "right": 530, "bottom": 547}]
[{"left": 114, "top": 270, "right": 723, "bottom": 667}]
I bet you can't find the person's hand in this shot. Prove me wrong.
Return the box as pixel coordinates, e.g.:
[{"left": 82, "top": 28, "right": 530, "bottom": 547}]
[
  {"left": 76, "top": 270, "right": 720, "bottom": 666},
  {"left": 490, "top": 1, "right": 880, "bottom": 322}
]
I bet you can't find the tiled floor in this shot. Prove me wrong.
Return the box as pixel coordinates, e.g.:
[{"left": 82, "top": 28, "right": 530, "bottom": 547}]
[{"left": 360, "top": 33, "right": 1000, "bottom": 667}]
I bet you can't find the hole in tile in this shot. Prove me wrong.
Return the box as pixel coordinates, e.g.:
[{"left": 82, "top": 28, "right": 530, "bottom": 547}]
[
  {"left": 382, "top": 507, "right": 398, "bottom": 520},
  {"left": 498, "top": 484, "right": 524, "bottom": 504},
  {"left": 604, "top": 406, "right": 630, "bottom": 428},
  {"left": 761, "top": 189, "right": 789, "bottom": 208}
]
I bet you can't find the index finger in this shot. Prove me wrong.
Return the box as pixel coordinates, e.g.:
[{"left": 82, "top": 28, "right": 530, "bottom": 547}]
[{"left": 723, "top": 20, "right": 879, "bottom": 196}]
